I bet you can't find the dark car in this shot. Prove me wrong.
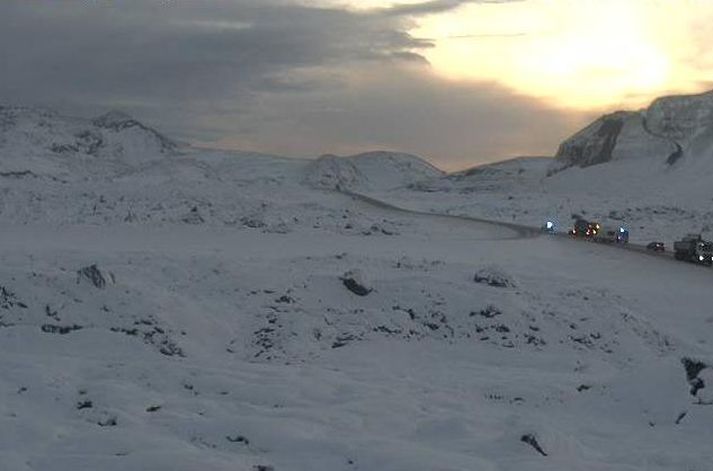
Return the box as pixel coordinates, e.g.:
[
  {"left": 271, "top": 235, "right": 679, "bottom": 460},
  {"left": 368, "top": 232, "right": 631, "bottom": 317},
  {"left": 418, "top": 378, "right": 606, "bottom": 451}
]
[{"left": 646, "top": 241, "right": 665, "bottom": 252}]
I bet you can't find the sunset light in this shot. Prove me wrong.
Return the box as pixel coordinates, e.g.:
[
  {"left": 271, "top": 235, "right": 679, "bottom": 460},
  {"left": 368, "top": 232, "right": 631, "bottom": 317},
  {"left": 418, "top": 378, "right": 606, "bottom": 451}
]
[
  {"left": 339, "top": 0, "right": 713, "bottom": 110},
  {"left": 418, "top": 0, "right": 713, "bottom": 109}
]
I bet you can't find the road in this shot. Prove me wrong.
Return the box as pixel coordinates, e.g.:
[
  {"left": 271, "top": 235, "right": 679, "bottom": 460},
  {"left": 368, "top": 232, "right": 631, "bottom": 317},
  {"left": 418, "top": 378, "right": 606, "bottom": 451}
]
[
  {"left": 343, "top": 190, "right": 540, "bottom": 239},
  {"left": 342, "top": 189, "right": 708, "bottom": 266}
]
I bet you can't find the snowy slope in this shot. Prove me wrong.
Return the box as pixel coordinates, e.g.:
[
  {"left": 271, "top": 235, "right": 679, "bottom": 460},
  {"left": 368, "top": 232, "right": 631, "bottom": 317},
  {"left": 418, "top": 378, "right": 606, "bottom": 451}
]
[
  {"left": 552, "top": 89, "right": 713, "bottom": 173},
  {"left": 3, "top": 199, "right": 713, "bottom": 471},
  {"left": 378, "top": 90, "right": 713, "bottom": 246},
  {"left": 0, "top": 106, "right": 179, "bottom": 179},
  {"left": 304, "top": 151, "right": 444, "bottom": 192},
  {"left": 2, "top": 105, "right": 713, "bottom": 470},
  {"left": 382, "top": 153, "right": 713, "bottom": 245}
]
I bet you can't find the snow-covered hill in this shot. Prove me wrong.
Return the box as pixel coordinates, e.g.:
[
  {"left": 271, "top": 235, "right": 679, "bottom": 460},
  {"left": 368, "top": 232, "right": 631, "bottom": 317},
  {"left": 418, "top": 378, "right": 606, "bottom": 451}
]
[
  {"left": 2, "top": 105, "right": 713, "bottom": 470},
  {"left": 304, "top": 151, "right": 444, "bottom": 192},
  {"left": 0, "top": 106, "right": 179, "bottom": 178},
  {"left": 378, "top": 90, "right": 713, "bottom": 245},
  {"left": 551, "top": 90, "right": 713, "bottom": 173}
]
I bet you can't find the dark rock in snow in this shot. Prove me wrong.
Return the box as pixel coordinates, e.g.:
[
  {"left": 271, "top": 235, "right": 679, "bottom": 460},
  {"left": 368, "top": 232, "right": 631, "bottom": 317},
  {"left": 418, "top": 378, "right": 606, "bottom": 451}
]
[
  {"left": 77, "top": 264, "right": 112, "bottom": 289},
  {"left": 76, "top": 400, "right": 93, "bottom": 410},
  {"left": 682, "top": 357, "right": 707, "bottom": 381},
  {"left": 340, "top": 269, "right": 372, "bottom": 296},
  {"left": 226, "top": 435, "right": 250, "bottom": 444},
  {"left": 682, "top": 357, "right": 707, "bottom": 397},
  {"left": 475, "top": 305, "right": 502, "bottom": 318},
  {"left": 552, "top": 112, "right": 625, "bottom": 171},
  {"left": 182, "top": 206, "right": 205, "bottom": 224},
  {"left": 97, "top": 415, "right": 118, "bottom": 427},
  {"left": 45, "top": 304, "right": 59, "bottom": 320},
  {"left": 521, "top": 433, "right": 548, "bottom": 456},
  {"left": 41, "top": 324, "right": 83, "bottom": 335},
  {"left": 682, "top": 359, "right": 708, "bottom": 390},
  {"left": 675, "top": 411, "right": 687, "bottom": 424},
  {"left": 332, "top": 333, "right": 359, "bottom": 348},
  {"left": 473, "top": 266, "right": 515, "bottom": 288},
  {"left": 0, "top": 286, "right": 27, "bottom": 309}
]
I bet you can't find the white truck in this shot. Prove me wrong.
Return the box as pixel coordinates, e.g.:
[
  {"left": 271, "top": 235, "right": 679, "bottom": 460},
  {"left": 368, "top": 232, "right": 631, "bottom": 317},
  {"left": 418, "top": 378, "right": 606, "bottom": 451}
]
[{"left": 674, "top": 234, "right": 713, "bottom": 265}]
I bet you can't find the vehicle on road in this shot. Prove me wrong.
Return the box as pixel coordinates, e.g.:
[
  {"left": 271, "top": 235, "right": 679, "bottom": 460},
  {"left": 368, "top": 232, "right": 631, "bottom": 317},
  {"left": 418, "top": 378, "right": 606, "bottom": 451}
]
[
  {"left": 674, "top": 234, "right": 713, "bottom": 265},
  {"left": 541, "top": 221, "right": 556, "bottom": 234},
  {"left": 646, "top": 241, "right": 665, "bottom": 252},
  {"left": 570, "top": 219, "right": 599, "bottom": 237},
  {"left": 571, "top": 219, "right": 628, "bottom": 244},
  {"left": 594, "top": 225, "right": 629, "bottom": 244}
]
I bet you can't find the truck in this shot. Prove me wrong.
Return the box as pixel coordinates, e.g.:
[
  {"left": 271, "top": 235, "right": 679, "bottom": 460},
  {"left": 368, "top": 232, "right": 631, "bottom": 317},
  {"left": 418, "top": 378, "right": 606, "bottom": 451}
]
[
  {"left": 594, "top": 226, "right": 625, "bottom": 244},
  {"left": 674, "top": 234, "right": 713, "bottom": 265},
  {"left": 570, "top": 219, "right": 599, "bottom": 238}
]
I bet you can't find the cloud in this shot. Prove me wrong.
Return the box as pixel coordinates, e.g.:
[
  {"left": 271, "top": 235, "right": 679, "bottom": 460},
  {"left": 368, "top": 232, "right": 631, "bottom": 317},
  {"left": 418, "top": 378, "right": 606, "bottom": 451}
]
[
  {"left": 0, "top": 1, "right": 427, "bottom": 102},
  {"left": 0, "top": 0, "right": 587, "bottom": 170},
  {"left": 377, "top": 0, "right": 520, "bottom": 17},
  {"left": 205, "top": 62, "right": 594, "bottom": 170}
]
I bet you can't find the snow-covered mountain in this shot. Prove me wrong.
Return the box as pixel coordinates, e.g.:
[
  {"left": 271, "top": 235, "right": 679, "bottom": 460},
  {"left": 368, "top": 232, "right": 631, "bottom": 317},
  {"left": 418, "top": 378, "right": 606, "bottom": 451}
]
[
  {"left": 0, "top": 107, "right": 432, "bottom": 235},
  {"left": 0, "top": 106, "right": 179, "bottom": 178},
  {"left": 551, "top": 90, "right": 713, "bottom": 173},
  {"left": 304, "top": 151, "right": 444, "bottom": 192}
]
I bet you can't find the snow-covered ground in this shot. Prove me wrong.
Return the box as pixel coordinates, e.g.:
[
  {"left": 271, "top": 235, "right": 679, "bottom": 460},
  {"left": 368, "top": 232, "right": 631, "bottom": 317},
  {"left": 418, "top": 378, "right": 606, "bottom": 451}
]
[
  {"left": 2, "top": 106, "right": 713, "bottom": 470},
  {"left": 368, "top": 155, "right": 713, "bottom": 246},
  {"left": 369, "top": 90, "right": 713, "bottom": 246}
]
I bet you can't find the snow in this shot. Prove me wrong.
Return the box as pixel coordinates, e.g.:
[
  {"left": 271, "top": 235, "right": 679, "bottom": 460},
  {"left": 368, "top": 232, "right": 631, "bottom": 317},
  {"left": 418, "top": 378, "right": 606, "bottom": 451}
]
[
  {"left": 377, "top": 150, "right": 713, "bottom": 246},
  {"left": 304, "top": 151, "right": 444, "bottom": 192},
  {"left": 2, "top": 106, "right": 713, "bottom": 470},
  {"left": 552, "top": 89, "right": 713, "bottom": 174}
]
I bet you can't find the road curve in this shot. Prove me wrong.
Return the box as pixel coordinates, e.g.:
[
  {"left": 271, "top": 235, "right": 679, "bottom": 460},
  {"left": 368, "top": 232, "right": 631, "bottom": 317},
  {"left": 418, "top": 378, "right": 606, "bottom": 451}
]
[
  {"left": 342, "top": 190, "right": 711, "bottom": 268},
  {"left": 343, "top": 190, "right": 540, "bottom": 240}
]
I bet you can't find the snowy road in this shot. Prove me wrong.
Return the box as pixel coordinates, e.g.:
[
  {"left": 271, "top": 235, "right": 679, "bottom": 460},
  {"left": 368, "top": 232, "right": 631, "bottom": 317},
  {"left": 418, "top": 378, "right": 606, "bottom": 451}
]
[
  {"left": 343, "top": 190, "right": 709, "bottom": 269},
  {"left": 343, "top": 190, "right": 540, "bottom": 240}
]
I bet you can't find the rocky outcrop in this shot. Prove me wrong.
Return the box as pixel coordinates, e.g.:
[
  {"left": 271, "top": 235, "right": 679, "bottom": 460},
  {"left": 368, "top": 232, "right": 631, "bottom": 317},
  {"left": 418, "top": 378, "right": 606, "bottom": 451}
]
[
  {"left": 473, "top": 265, "right": 516, "bottom": 288},
  {"left": 551, "top": 90, "right": 713, "bottom": 174},
  {"left": 340, "top": 269, "right": 373, "bottom": 296},
  {"left": 93, "top": 110, "right": 177, "bottom": 154},
  {"left": 77, "top": 264, "right": 114, "bottom": 289}
]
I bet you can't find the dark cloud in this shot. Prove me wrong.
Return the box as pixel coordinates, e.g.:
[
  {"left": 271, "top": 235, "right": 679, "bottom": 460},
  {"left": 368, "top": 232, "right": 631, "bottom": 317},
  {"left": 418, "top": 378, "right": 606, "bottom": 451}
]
[
  {"left": 0, "top": 1, "right": 426, "bottom": 101},
  {"left": 0, "top": 0, "right": 583, "bottom": 170},
  {"left": 377, "top": 0, "right": 521, "bottom": 18},
  {"left": 206, "top": 63, "right": 593, "bottom": 170}
]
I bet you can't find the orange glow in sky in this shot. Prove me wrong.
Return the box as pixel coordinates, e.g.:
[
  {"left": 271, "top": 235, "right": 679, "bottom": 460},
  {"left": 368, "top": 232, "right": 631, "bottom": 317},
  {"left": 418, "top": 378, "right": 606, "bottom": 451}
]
[{"left": 328, "top": 0, "right": 713, "bottom": 111}]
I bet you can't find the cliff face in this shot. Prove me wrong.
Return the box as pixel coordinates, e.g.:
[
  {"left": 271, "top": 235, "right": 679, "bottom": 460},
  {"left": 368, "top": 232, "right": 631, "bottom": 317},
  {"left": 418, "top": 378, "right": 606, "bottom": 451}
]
[{"left": 551, "top": 90, "right": 713, "bottom": 174}]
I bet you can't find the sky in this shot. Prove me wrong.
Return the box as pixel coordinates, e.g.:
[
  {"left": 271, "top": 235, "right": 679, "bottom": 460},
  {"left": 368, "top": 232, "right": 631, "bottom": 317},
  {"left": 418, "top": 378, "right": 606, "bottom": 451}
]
[{"left": 1, "top": 0, "right": 713, "bottom": 170}]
